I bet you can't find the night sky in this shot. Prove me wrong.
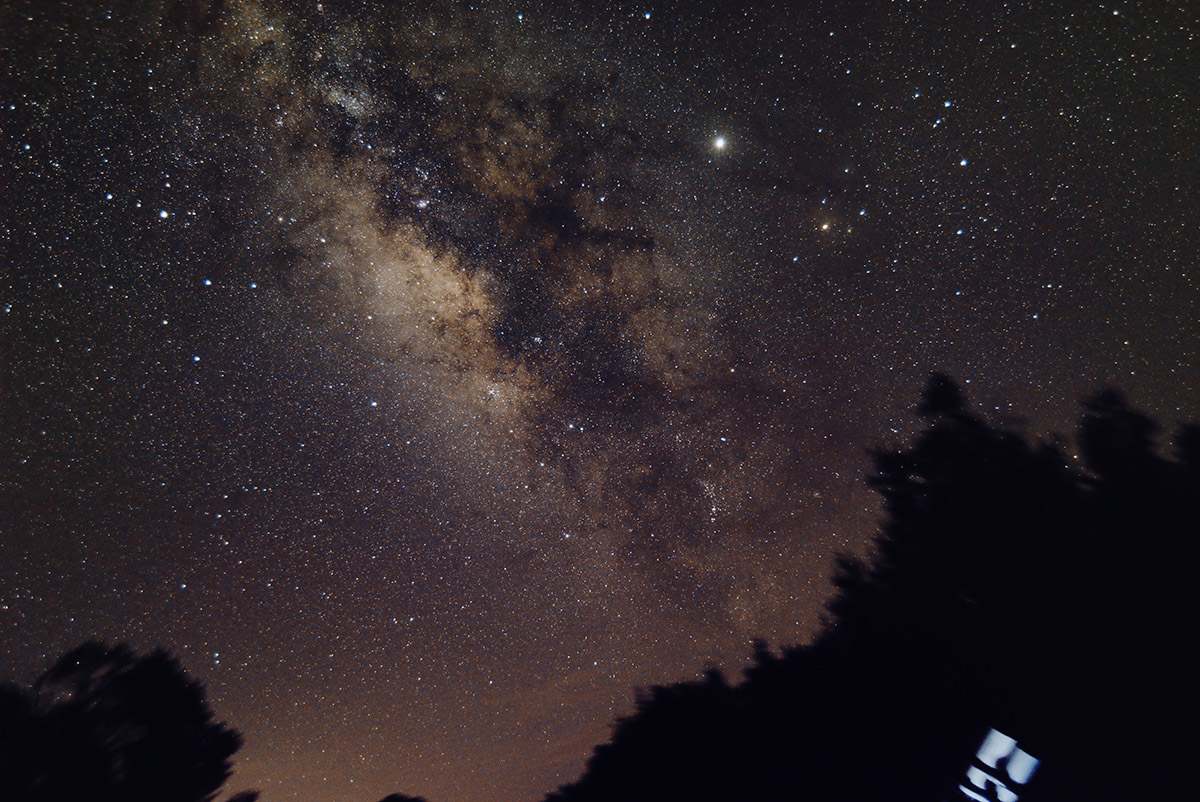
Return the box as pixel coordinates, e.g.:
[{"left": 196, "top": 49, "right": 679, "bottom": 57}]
[{"left": 2, "top": 1, "right": 1197, "bottom": 801}]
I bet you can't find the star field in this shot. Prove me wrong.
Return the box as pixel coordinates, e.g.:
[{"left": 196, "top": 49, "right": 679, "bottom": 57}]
[{"left": 2, "top": 2, "right": 1197, "bottom": 801}]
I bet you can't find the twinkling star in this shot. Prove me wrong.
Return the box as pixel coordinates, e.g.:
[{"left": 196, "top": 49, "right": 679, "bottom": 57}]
[{"left": 4, "top": 3, "right": 1195, "bottom": 802}]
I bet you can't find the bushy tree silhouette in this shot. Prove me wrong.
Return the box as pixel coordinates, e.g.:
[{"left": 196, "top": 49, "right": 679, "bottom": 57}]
[
  {"left": 543, "top": 376, "right": 1196, "bottom": 802},
  {"left": 0, "top": 641, "right": 255, "bottom": 802}
]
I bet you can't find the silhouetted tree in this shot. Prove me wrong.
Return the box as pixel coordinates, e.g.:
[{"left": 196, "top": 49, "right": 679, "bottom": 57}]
[
  {"left": 542, "top": 376, "right": 1196, "bottom": 802},
  {"left": 225, "top": 793, "right": 260, "bottom": 802},
  {"left": 0, "top": 641, "right": 255, "bottom": 802}
]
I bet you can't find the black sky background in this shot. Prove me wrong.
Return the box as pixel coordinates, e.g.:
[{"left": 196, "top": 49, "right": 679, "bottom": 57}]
[{"left": 3, "top": 1, "right": 1198, "bottom": 800}]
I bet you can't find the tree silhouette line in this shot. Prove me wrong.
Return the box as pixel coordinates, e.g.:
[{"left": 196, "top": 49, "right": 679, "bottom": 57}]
[
  {"left": 0, "top": 641, "right": 255, "bottom": 802},
  {"left": 0, "top": 642, "right": 431, "bottom": 802},
  {"left": 543, "top": 375, "right": 1196, "bottom": 802},
  {"left": 2, "top": 376, "right": 1193, "bottom": 801}
]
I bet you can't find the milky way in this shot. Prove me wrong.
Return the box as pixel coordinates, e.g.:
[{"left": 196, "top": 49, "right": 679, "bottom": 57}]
[{"left": 4, "top": 2, "right": 1197, "bottom": 801}]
